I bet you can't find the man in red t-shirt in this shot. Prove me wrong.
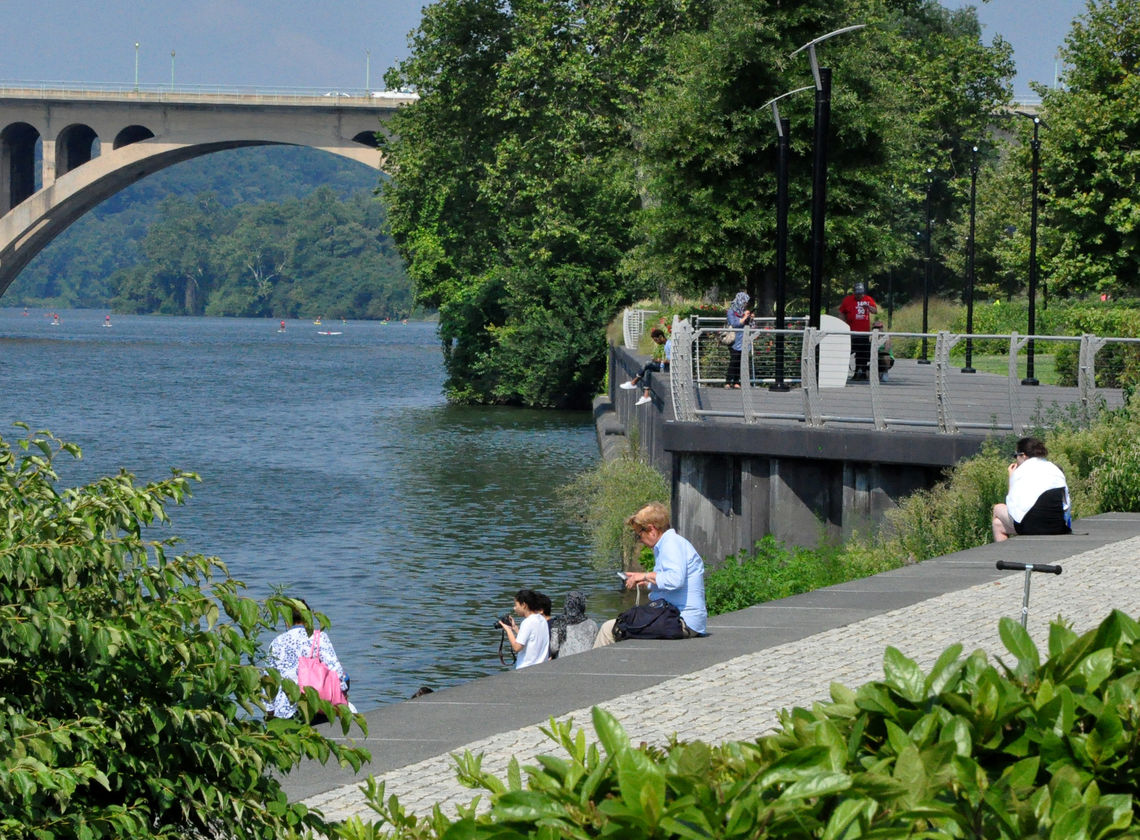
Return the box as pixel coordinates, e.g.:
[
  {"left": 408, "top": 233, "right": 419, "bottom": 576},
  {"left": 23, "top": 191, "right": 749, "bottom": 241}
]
[{"left": 838, "top": 282, "right": 877, "bottom": 380}]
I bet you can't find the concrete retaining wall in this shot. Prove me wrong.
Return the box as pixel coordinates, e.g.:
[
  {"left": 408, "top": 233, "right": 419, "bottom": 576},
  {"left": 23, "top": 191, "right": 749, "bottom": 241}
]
[{"left": 605, "top": 344, "right": 990, "bottom": 563}]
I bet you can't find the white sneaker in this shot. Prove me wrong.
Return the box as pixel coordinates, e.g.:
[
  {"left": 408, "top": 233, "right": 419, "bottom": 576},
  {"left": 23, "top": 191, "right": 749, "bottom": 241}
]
[
  {"left": 619, "top": 381, "right": 637, "bottom": 390},
  {"left": 635, "top": 395, "right": 652, "bottom": 406}
]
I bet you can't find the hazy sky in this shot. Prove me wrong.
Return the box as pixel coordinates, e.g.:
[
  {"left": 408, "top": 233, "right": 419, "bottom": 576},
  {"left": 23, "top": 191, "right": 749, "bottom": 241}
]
[{"left": 0, "top": 0, "right": 1089, "bottom": 97}]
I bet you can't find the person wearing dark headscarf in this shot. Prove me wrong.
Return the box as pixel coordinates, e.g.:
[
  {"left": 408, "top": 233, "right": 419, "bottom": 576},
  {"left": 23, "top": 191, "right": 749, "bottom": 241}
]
[
  {"left": 724, "top": 292, "right": 753, "bottom": 388},
  {"left": 547, "top": 591, "right": 598, "bottom": 659}
]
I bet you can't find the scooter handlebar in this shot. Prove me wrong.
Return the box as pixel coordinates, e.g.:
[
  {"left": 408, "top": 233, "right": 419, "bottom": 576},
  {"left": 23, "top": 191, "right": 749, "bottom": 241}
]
[{"left": 996, "top": 560, "right": 1063, "bottom": 575}]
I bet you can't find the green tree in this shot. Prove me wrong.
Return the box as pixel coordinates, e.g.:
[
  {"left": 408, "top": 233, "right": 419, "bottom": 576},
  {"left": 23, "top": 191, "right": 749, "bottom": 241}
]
[
  {"left": 0, "top": 427, "right": 367, "bottom": 838},
  {"left": 629, "top": 0, "right": 1013, "bottom": 313},
  {"left": 381, "top": 0, "right": 705, "bottom": 407},
  {"left": 1041, "top": 0, "right": 1140, "bottom": 299},
  {"left": 140, "top": 193, "right": 232, "bottom": 315}
]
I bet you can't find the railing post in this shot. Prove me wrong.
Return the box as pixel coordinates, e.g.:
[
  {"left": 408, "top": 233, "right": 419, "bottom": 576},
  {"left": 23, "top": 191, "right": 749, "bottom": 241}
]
[
  {"left": 669, "top": 316, "right": 698, "bottom": 422},
  {"left": 1078, "top": 333, "right": 1108, "bottom": 422},
  {"left": 740, "top": 323, "right": 755, "bottom": 423},
  {"left": 1007, "top": 331, "right": 1030, "bottom": 435},
  {"left": 868, "top": 331, "right": 887, "bottom": 430},
  {"left": 934, "top": 331, "right": 960, "bottom": 434},
  {"left": 801, "top": 327, "right": 823, "bottom": 426}
]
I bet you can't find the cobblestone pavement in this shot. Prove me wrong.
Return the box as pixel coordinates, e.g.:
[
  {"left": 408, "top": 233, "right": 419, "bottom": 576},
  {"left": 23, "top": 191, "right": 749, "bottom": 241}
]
[{"left": 305, "top": 535, "right": 1140, "bottom": 823}]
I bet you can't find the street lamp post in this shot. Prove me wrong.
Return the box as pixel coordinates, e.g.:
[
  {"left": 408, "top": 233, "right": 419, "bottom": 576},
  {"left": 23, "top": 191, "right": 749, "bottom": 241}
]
[
  {"left": 791, "top": 24, "right": 865, "bottom": 329},
  {"left": 170, "top": 51, "right": 176, "bottom": 91},
  {"left": 962, "top": 145, "right": 978, "bottom": 373},
  {"left": 134, "top": 42, "right": 140, "bottom": 92},
  {"left": 1015, "top": 111, "right": 1043, "bottom": 386},
  {"left": 366, "top": 50, "right": 371, "bottom": 96},
  {"left": 763, "top": 86, "right": 812, "bottom": 392},
  {"left": 919, "top": 167, "right": 933, "bottom": 364}
]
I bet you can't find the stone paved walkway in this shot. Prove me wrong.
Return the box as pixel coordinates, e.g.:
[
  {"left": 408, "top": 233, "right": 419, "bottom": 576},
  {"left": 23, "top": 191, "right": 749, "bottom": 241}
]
[{"left": 303, "top": 529, "right": 1140, "bottom": 822}]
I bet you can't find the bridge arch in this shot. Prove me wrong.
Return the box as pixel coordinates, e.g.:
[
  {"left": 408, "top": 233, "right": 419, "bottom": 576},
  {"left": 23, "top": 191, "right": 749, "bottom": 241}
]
[
  {"left": 2, "top": 122, "right": 40, "bottom": 208},
  {"left": 56, "top": 123, "right": 100, "bottom": 176},
  {"left": 114, "top": 125, "right": 155, "bottom": 149},
  {"left": 0, "top": 90, "right": 413, "bottom": 297},
  {"left": 0, "top": 130, "right": 387, "bottom": 297}
]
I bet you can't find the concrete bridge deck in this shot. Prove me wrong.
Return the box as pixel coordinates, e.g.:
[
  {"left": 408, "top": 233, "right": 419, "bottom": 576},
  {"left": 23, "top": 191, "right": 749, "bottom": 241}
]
[{"left": 285, "top": 513, "right": 1140, "bottom": 822}]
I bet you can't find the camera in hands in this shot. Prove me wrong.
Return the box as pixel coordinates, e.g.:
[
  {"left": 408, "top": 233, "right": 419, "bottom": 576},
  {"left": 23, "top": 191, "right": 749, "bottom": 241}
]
[{"left": 492, "top": 612, "right": 513, "bottom": 630}]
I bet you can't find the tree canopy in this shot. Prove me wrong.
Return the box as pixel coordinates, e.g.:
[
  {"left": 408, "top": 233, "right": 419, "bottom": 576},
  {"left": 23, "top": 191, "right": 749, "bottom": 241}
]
[
  {"left": 380, "top": 0, "right": 1013, "bottom": 407},
  {"left": 1040, "top": 0, "right": 1140, "bottom": 299}
]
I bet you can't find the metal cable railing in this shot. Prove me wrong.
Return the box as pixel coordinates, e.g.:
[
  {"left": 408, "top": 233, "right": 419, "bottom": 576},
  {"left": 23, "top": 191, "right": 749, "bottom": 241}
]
[{"left": 668, "top": 326, "right": 1138, "bottom": 434}]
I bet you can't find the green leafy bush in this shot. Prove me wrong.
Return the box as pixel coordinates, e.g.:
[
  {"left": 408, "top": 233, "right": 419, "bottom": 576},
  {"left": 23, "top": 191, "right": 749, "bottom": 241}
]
[
  {"left": 1050, "top": 304, "right": 1140, "bottom": 388},
  {"left": 0, "top": 427, "right": 367, "bottom": 839},
  {"left": 336, "top": 610, "right": 1140, "bottom": 840},
  {"left": 705, "top": 536, "right": 895, "bottom": 616},
  {"left": 1093, "top": 441, "right": 1140, "bottom": 512}
]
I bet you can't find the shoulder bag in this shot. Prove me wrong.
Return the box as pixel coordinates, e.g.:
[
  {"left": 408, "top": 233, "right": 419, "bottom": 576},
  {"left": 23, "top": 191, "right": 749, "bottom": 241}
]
[
  {"left": 296, "top": 628, "right": 348, "bottom": 706},
  {"left": 614, "top": 599, "right": 685, "bottom": 640}
]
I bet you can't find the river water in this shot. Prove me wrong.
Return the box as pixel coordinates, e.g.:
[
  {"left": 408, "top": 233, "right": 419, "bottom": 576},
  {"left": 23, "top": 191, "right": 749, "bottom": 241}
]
[{"left": 0, "top": 308, "right": 625, "bottom": 711}]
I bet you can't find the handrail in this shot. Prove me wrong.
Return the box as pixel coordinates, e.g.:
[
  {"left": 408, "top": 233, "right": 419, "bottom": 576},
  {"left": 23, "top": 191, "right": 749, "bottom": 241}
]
[{"left": 667, "top": 325, "right": 1137, "bottom": 432}]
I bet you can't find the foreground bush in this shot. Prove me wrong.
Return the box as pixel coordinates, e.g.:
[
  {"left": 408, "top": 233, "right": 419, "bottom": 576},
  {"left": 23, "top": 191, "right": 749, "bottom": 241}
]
[
  {"left": 0, "top": 427, "right": 367, "bottom": 839},
  {"left": 336, "top": 610, "right": 1140, "bottom": 839}
]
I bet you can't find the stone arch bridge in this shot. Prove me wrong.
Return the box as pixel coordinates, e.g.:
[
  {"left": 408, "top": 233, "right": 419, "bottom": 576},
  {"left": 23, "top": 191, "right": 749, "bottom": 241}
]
[{"left": 0, "top": 87, "right": 415, "bottom": 295}]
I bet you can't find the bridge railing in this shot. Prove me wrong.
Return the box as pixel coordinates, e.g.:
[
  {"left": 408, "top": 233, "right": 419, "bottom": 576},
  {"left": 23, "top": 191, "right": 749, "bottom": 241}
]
[
  {"left": 666, "top": 320, "right": 1137, "bottom": 434},
  {"left": 0, "top": 81, "right": 417, "bottom": 104},
  {"left": 622, "top": 308, "right": 658, "bottom": 349}
]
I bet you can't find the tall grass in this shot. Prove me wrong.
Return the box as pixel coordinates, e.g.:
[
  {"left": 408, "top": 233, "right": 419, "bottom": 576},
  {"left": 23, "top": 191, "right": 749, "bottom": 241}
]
[{"left": 559, "top": 447, "right": 669, "bottom": 571}]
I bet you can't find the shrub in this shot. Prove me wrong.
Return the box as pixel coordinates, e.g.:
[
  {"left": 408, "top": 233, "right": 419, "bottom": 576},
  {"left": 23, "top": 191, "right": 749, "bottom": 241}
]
[
  {"left": 887, "top": 297, "right": 962, "bottom": 359},
  {"left": 559, "top": 452, "right": 669, "bottom": 571},
  {"left": 1092, "top": 441, "right": 1140, "bottom": 512},
  {"left": 0, "top": 427, "right": 367, "bottom": 839},
  {"left": 337, "top": 610, "right": 1140, "bottom": 840},
  {"left": 705, "top": 536, "right": 895, "bottom": 615}
]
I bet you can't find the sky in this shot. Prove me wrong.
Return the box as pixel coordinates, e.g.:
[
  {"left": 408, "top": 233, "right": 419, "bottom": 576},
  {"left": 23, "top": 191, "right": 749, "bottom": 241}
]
[{"left": 0, "top": 0, "right": 1089, "bottom": 98}]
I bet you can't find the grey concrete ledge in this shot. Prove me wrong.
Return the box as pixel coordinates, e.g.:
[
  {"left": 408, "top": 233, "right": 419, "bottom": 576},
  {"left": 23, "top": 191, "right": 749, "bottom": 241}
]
[{"left": 283, "top": 512, "right": 1140, "bottom": 804}]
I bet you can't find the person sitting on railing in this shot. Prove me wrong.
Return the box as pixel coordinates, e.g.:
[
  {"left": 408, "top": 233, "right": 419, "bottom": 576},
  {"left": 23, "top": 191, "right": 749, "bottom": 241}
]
[
  {"left": 619, "top": 327, "right": 671, "bottom": 406},
  {"left": 724, "top": 292, "right": 753, "bottom": 389},
  {"left": 992, "top": 437, "right": 1072, "bottom": 542},
  {"left": 872, "top": 321, "right": 894, "bottom": 382},
  {"left": 838, "top": 282, "right": 877, "bottom": 380}
]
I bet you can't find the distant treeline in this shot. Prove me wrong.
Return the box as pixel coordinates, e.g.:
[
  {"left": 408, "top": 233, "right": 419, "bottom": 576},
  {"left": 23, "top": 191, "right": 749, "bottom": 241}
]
[{"left": 8, "top": 147, "right": 419, "bottom": 320}]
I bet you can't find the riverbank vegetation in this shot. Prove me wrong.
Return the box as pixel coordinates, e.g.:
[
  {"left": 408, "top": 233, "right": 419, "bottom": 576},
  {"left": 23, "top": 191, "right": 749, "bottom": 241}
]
[
  {"left": 8, "top": 147, "right": 418, "bottom": 320},
  {"left": 380, "top": 0, "right": 1014, "bottom": 408},
  {"left": 0, "top": 427, "right": 367, "bottom": 839},
  {"left": 560, "top": 448, "right": 669, "bottom": 572}
]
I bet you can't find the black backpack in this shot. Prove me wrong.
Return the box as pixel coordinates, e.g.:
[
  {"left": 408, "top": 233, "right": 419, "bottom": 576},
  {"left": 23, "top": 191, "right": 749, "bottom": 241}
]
[{"left": 613, "top": 599, "right": 685, "bottom": 641}]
